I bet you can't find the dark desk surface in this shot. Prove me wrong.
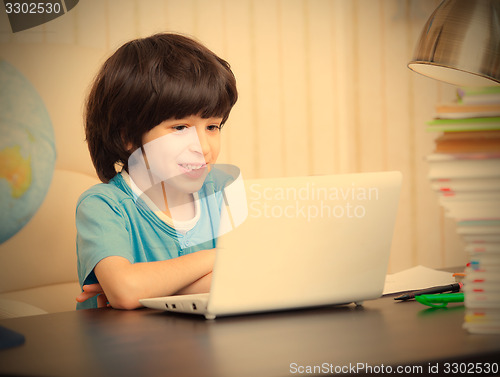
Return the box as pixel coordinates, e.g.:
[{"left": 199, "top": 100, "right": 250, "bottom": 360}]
[{"left": 1, "top": 296, "right": 499, "bottom": 377}]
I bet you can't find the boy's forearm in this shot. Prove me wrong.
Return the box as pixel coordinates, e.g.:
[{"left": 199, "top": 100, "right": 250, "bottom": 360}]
[
  {"left": 94, "top": 249, "right": 216, "bottom": 309},
  {"left": 175, "top": 272, "right": 212, "bottom": 295}
]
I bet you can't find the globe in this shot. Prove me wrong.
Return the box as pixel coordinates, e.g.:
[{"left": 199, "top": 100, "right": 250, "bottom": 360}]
[{"left": 0, "top": 59, "right": 56, "bottom": 244}]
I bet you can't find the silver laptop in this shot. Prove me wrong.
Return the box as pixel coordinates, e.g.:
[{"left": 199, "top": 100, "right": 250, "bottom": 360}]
[{"left": 140, "top": 171, "right": 402, "bottom": 319}]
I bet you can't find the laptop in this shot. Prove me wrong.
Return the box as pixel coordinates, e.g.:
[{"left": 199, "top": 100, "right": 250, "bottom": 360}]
[{"left": 140, "top": 171, "right": 402, "bottom": 319}]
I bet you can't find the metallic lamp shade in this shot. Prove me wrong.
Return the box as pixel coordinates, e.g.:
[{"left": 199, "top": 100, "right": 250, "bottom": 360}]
[{"left": 408, "top": 0, "right": 500, "bottom": 87}]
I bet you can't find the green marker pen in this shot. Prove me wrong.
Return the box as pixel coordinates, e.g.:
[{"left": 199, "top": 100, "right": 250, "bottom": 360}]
[{"left": 415, "top": 293, "right": 465, "bottom": 308}]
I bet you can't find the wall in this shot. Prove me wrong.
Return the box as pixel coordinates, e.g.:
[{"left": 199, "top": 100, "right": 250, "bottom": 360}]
[{"left": 0, "top": 0, "right": 467, "bottom": 273}]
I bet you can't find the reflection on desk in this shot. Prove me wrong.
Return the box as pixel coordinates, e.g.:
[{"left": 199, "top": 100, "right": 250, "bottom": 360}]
[{"left": 0, "top": 296, "right": 499, "bottom": 377}]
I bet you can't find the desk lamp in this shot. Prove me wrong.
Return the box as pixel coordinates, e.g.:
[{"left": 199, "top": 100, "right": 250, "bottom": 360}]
[{"left": 408, "top": 0, "right": 500, "bottom": 87}]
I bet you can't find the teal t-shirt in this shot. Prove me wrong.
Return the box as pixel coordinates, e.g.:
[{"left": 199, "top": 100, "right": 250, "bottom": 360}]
[{"left": 75, "top": 170, "right": 231, "bottom": 309}]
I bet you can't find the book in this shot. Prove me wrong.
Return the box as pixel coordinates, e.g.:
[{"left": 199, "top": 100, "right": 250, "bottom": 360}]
[
  {"left": 426, "top": 117, "right": 500, "bottom": 132},
  {"left": 439, "top": 201, "right": 500, "bottom": 220},
  {"left": 436, "top": 131, "right": 500, "bottom": 140},
  {"left": 460, "top": 234, "right": 500, "bottom": 244},
  {"left": 465, "top": 243, "right": 500, "bottom": 254},
  {"left": 439, "top": 191, "right": 500, "bottom": 201},
  {"left": 458, "top": 86, "right": 500, "bottom": 105},
  {"left": 435, "top": 103, "right": 500, "bottom": 119},
  {"left": 469, "top": 254, "right": 500, "bottom": 268},
  {"left": 430, "top": 177, "right": 500, "bottom": 193},
  {"left": 433, "top": 131, "right": 500, "bottom": 153},
  {"left": 427, "top": 153, "right": 500, "bottom": 179},
  {"left": 463, "top": 308, "right": 500, "bottom": 334}
]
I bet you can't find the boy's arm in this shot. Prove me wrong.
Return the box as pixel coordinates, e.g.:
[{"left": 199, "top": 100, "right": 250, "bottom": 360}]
[
  {"left": 94, "top": 248, "right": 216, "bottom": 310},
  {"left": 76, "top": 284, "right": 108, "bottom": 307},
  {"left": 76, "top": 272, "right": 212, "bottom": 306},
  {"left": 175, "top": 272, "right": 212, "bottom": 295}
]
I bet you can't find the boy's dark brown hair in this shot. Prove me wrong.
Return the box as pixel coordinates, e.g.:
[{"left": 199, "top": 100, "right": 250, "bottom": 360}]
[{"left": 85, "top": 33, "right": 238, "bottom": 183}]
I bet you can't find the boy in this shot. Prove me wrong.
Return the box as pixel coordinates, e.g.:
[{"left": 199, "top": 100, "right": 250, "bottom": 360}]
[{"left": 76, "top": 33, "right": 238, "bottom": 310}]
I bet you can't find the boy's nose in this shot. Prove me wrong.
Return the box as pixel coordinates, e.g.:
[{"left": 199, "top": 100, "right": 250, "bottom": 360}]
[{"left": 190, "top": 127, "right": 211, "bottom": 158}]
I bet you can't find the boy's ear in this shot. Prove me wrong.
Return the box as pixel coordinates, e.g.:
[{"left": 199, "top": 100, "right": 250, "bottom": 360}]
[{"left": 121, "top": 132, "right": 135, "bottom": 152}]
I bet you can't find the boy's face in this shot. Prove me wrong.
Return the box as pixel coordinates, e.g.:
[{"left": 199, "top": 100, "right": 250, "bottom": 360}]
[{"left": 128, "top": 114, "right": 223, "bottom": 196}]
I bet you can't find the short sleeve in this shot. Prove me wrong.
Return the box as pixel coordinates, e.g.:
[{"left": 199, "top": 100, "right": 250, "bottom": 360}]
[{"left": 76, "top": 193, "right": 134, "bottom": 288}]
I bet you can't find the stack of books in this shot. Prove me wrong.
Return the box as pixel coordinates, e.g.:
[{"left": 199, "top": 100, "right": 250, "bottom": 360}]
[{"left": 426, "top": 87, "right": 500, "bottom": 334}]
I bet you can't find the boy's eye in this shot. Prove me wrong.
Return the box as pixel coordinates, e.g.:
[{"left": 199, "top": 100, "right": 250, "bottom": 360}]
[
  {"left": 207, "top": 125, "right": 221, "bottom": 132},
  {"left": 172, "top": 125, "right": 188, "bottom": 133}
]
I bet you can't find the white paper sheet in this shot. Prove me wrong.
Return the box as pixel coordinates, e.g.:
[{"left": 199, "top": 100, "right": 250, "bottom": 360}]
[{"left": 383, "top": 265, "right": 457, "bottom": 295}]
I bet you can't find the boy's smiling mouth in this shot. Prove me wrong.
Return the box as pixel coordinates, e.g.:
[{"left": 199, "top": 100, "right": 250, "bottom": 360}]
[
  {"left": 178, "top": 162, "right": 208, "bottom": 178},
  {"left": 178, "top": 163, "right": 206, "bottom": 171}
]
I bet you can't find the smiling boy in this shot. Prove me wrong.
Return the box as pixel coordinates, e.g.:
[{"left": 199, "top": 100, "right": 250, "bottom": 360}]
[{"left": 75, "top": 33, "right": 238, "bottom": 310}]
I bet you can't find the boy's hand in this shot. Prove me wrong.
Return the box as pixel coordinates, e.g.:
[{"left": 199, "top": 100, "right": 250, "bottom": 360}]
[{"left": 76, "top": 284, "right": 110, "bottom": 308}]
